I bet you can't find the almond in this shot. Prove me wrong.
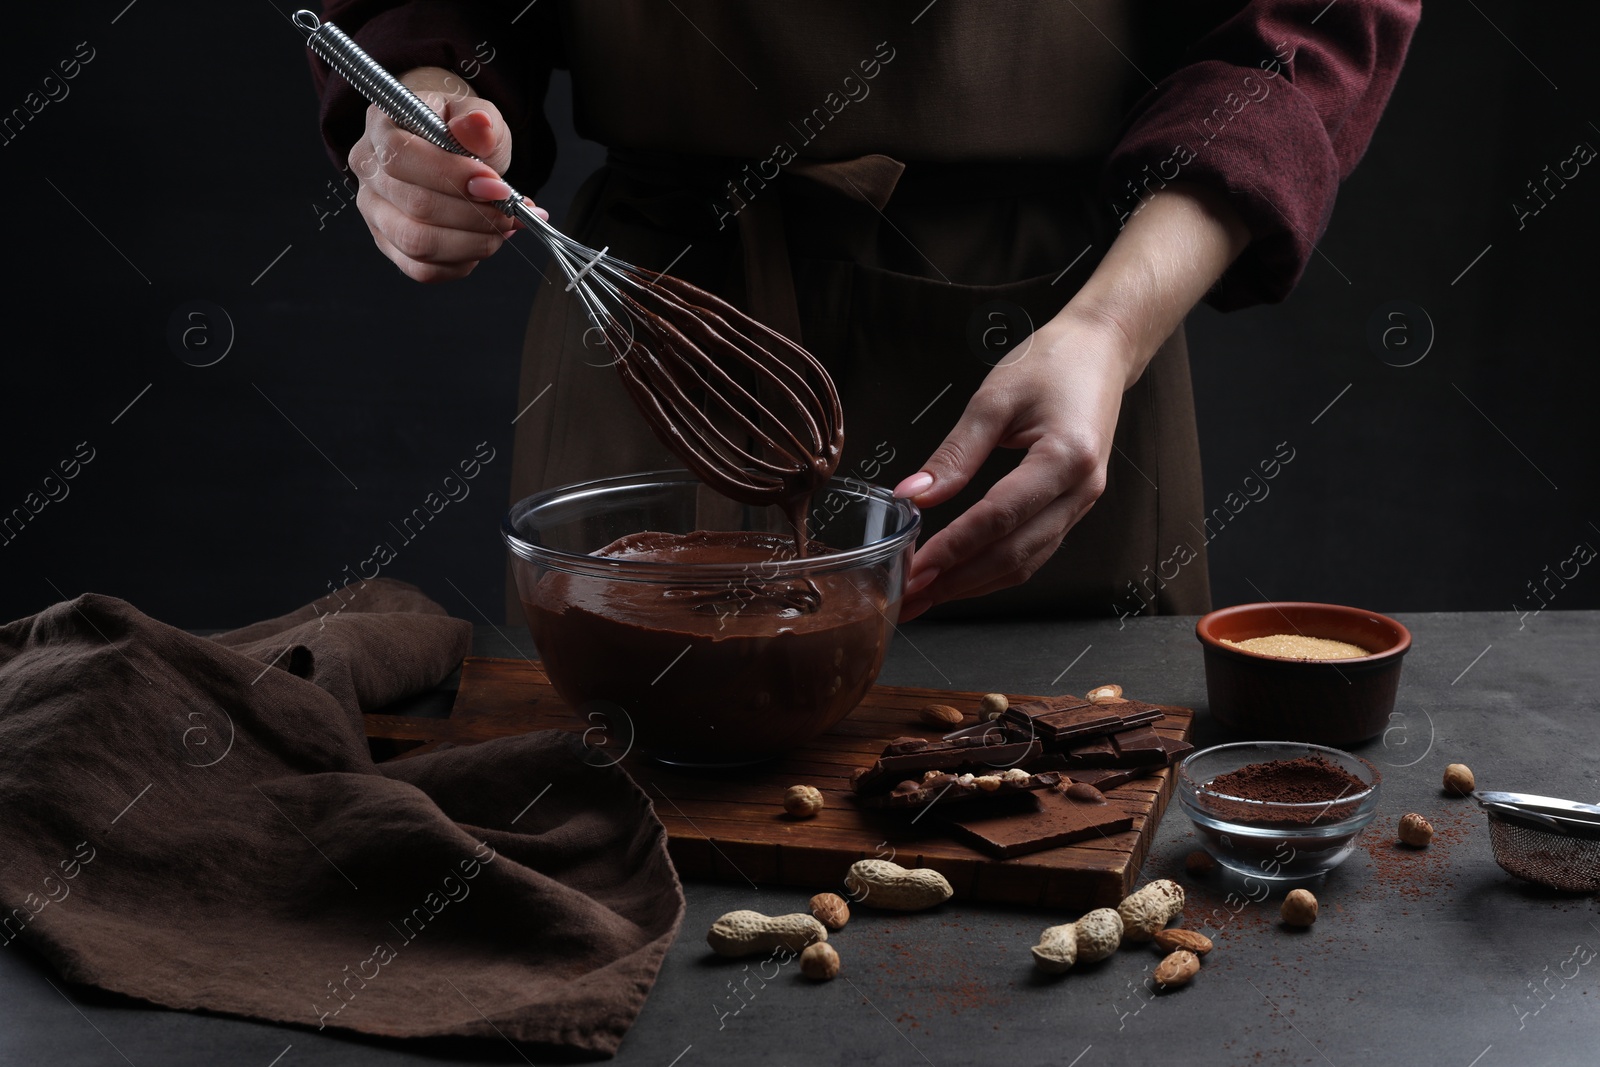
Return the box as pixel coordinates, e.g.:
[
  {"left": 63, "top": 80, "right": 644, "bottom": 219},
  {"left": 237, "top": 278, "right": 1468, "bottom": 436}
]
[
  {"left": 1086, "top": 684, "right": 1125, "bottom": 705},
  {"left": 1153, "top": 949, "right": 1200, "bottom": 988},
  {"left": 1153, "top": 928, "right": 1213, "bottom": 955},
  {"left": 919, "top": 703, "right": 964, "bottom": 727}
]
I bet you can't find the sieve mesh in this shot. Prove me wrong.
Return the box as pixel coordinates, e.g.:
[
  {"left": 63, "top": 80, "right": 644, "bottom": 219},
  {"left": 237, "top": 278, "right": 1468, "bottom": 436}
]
[{"left": 1485, "top": 815, "right": 1600, "bottom": 892}]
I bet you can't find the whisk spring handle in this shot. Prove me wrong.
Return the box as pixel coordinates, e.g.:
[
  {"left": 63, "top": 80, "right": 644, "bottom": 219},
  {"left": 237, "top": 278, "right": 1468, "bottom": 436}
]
[{"left": 294, "top": 10, "right": 545, "bottom": 230}]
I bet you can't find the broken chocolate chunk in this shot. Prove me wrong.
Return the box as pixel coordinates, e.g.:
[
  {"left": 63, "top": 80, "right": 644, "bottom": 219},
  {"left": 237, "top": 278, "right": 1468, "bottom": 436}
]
[
  {"left": 854, "top": 729, "right": 1042, "bottom": 793},
  {"left": 1110, "top": 724, "right": 1166, "bottom": 761},
  {"left": 855, "top": 770, "right": 1061, "bottom": 810},
  {"left": 945, "top": 789, "right": 1135, "bottom": 858},
  {"left": 1002, "top": 694, "right": 1163, "bottom": 742}
]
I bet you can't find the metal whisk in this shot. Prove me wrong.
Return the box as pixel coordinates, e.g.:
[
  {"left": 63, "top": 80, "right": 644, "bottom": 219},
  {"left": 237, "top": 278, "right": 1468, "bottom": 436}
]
[{"left": 296, "top": 12, "right": 844, "bottom": 520}]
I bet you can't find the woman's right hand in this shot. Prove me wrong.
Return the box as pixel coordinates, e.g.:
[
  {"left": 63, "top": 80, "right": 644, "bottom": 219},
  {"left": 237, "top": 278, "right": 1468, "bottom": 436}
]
[{"left": 348, "top": 66, "right": 546, "bottom": 282}]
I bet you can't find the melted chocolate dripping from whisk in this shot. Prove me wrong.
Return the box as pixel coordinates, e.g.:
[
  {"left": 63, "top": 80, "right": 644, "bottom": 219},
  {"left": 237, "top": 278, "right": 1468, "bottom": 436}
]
[{"left": 600, "top": 266, "right": 844, "bottom": 562}]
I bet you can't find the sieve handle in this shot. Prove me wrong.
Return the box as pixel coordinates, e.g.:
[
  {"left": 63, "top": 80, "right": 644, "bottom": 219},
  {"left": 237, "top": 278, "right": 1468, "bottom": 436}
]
[
  {"left": 1476, "top": 790, "right": 1600, "bottom": 839},
  {"left": 293, "top": 10, "right": 546, "bottom": 231}
]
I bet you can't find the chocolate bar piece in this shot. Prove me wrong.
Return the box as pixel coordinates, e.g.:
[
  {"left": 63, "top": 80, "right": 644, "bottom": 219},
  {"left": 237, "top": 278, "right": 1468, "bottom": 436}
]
[
  {"left": 1111, "top": 725, "right": 1166, "bottom": 761},
  {"left": 1051, "top": 723, "right": 1172, "bottom": 769},
  {"left": 945, "top": 787, "right": 1135, "bottom": 858},
  {"left": 1003, "top": 694, "right": 1164, "bottom": 742},
  {"left": 1065, "top": 767, "right": 1147, "bottom": 791},
  {"left": 1003, "top": 696, "right": 1120, "bottom": 740},
  {"left": 1067, "top": 736, "right": 1117, "bottom": 761},
  {"left": 856, "top": 769, "right": 1061, "bottom": 810},
  {"left": 853, "top": 732, "right": 1042, "bottom": 793},
  {"left": 1004, "top": 694, "right": 1095, "bottom": 721}
]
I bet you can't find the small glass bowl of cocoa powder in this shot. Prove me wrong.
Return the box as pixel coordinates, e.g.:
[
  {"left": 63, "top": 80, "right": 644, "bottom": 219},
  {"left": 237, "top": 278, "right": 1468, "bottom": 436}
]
[{"left": 1177, "top": 742, "right": 1381, "bottom": 884}]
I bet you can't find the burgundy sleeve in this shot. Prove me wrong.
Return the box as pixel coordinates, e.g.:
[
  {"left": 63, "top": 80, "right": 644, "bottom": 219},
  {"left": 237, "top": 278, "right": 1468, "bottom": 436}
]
[
  {"left": 1105, "top": 0, "right": 1422, "bottom": 310},
  {"left": 308, "top": 0, "right": 559, "bottom": 193}
]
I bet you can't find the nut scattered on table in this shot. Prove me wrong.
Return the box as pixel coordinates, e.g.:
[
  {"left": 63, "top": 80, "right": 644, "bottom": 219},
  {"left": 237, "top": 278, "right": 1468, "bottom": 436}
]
[
  {"left": 1280, "top": 889, "right": 1319, "bottom": 928},
  {"left": 1398, "top": 812, "right": 1434, "bottom": 847},
  {"left": 707, "top": 911, "right": 828, "bottom": 957},
  {"left": 800, "top": 941, "right": 840, "bottom": 981},
  {"left": 1153, "top": 949, "right": 1200, "bottom": 989},
  {"left": 1117, "top": 879, "right": 1185, "bottom": 942},
  {"left": 844, "top": 859, "right": 953, "bottom": 911},
  {"left": 1032, "top": 908, "right": 1124, "bottom": 973},
  {"left": 1074, "top": 908, "right": 1125, "bottom": 962},
  {"left": 1153, "top": 928, "right": 1213, "bottom": 955},
  {"left": 1065, "top": 781, "right": 1107, "bottom": 804},
  {"left": 1185, "top": 849, "right": 1217, "bottom": 876},
  {"left": 1031, "top": 922, "right": 1080, "bottom": 973},
  {"left": 809, "top": 892, "right": 850, "bottom": 930},
  {"left": 980, "top": 693, "right": 1009, "bottom": 717},
  {"left": 783, "top": 784, "right": 825, "bottom": 818},
  {"left": 1086, "top": 684, "right": 1125, "bottom": 705},
  {"left": 1443, "top": 763, "right": 1476, "bottom": 796},
  {"left": 919, "top": 703, "right": 964, "bottom": 728}
]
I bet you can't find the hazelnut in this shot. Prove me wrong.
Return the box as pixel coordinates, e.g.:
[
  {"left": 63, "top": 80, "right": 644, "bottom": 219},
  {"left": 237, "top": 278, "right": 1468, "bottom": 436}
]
[
  {"left": 919, "top": 703, "right": 964, "bottom": 728},
  {"left": 1280, "top": 888, "right": 1318, "bottom": 927},
  {"left": 783, "top": 785, "right": 825, "bottom": 818},
  {"left": 800, "top": 941, "right": 840, "bottom": 981},
  {"left": 1398, "top": 812, "right": 1434, "bottom": 847},
  {"left": 979, "top": 693, "right": 1009, "bottom": 717},
  {"left": 1442, "top": 763, "right": 1476, "bottom": 796},
  {"left": 1184, "top": 850, "right": 1217, "bottom": 877},
  {"left": 809, "top": 892, "right": 850, "bottom": 930}
]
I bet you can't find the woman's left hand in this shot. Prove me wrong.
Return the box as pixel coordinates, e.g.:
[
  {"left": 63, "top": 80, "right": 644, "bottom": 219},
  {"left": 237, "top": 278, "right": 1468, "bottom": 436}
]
[{"left": 892, "top": 305, "right": 1137, "bottom": 621}]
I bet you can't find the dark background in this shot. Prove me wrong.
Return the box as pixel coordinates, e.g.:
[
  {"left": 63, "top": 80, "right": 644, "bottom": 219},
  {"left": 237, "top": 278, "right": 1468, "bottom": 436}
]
[{"left": 3, "top": 2, "right": 1596, "bottom": 630}]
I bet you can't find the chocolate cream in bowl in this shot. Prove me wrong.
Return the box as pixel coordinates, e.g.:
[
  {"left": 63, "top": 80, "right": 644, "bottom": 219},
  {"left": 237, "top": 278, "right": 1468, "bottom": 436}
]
[
  {"left": 523, "top": 531, "right": 889, "bottom": 764},
  {"left": 521, "top": 270, "right": 896, "bottom": 763}
]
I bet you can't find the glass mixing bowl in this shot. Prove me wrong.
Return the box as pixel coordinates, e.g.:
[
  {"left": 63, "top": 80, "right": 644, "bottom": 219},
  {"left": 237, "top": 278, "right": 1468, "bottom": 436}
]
[{"left": 503, "top": 470, "right": 920, "bottom": 766}]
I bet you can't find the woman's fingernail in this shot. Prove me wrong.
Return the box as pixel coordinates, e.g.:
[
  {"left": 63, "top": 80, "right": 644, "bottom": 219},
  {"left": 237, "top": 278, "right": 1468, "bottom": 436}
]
[
  {"left": 899, "top": 596, "right": 933, "bottom": 622},
  {"left": 904, "top": 567, "right": 939, "bottom": 597},
  {"left": 466, "top": 176, "right": 511, "bottom": 200},
  {"left": 894, "top": 472, "right": 934, "bottom": 498}
]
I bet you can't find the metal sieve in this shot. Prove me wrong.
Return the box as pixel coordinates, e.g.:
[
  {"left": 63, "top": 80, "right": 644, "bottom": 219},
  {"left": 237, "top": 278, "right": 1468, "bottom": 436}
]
[{"left": 1474, "top": 791, "right": 1600, "bottom": 892}]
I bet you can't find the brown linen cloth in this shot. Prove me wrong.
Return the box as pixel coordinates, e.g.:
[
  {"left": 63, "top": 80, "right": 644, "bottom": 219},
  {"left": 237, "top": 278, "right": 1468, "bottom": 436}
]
[{"left": 0, "top": 580, "right": 684, "bottom": 1056}]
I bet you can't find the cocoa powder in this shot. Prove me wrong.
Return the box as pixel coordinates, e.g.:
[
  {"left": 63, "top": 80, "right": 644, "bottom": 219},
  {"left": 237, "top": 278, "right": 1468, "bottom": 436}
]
[{"left": 1202, "top": 755, "right": 1370, "bottom": 827}]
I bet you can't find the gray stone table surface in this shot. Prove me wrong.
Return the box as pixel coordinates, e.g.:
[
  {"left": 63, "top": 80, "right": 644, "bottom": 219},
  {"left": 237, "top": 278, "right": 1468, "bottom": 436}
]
[{"left": 4, "top": 612, "right": 1598, "bottom": 1066}]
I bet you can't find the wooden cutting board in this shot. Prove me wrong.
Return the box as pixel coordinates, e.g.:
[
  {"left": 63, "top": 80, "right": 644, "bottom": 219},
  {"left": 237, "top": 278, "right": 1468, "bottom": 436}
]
[{"left": 365, "top": 657, "right": 1193, "bottom": 910}]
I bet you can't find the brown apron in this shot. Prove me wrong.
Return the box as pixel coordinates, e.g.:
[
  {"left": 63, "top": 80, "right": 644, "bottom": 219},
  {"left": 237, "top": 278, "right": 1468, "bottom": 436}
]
[{"left": 505, "top": 1, "right": 1210, "bottom": 624}]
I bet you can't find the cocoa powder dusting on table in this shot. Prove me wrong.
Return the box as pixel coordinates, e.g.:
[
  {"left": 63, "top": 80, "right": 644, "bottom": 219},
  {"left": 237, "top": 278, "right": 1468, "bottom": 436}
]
[
  {"left": 1356, "top": 805, "right": 1474, "bottom": 903},
  {"left": 852, "top": 921, "right": 1006, "bottom": 1026}
]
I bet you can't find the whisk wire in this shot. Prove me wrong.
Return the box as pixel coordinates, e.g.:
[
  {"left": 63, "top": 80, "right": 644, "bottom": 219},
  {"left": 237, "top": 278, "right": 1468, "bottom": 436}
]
[{"left": 299, "top": 11, "right": 844, "bottom": 521}]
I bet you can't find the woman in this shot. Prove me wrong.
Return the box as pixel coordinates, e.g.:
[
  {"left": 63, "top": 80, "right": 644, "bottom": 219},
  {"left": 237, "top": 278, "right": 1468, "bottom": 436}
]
[{"left": 311, "top": 0, "right": 1420, "bottom": 623}]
